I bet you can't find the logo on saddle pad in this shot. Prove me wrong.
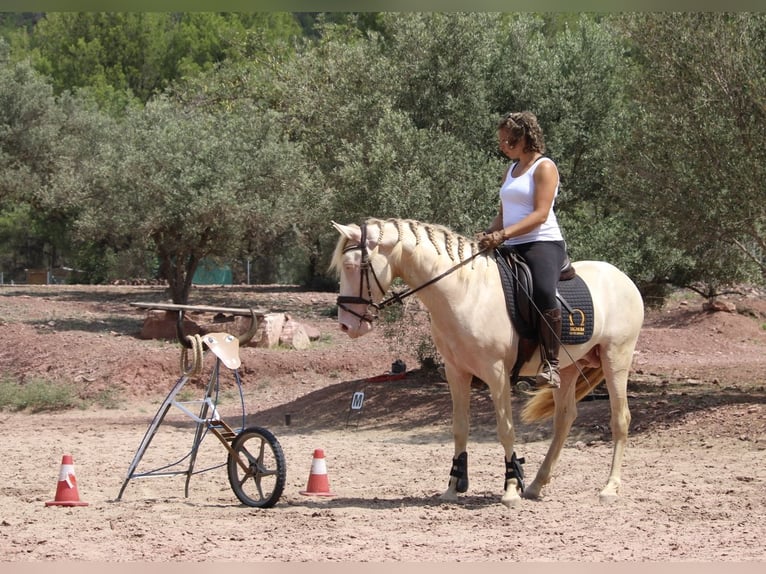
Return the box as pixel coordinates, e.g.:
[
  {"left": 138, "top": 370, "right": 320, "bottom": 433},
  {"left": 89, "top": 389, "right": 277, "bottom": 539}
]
[
  {"left": 566, "top": 308, "right": 587, "bottom": 338},
  {"left": 495, "top": 251, "right": 594, "bottom": 345}
]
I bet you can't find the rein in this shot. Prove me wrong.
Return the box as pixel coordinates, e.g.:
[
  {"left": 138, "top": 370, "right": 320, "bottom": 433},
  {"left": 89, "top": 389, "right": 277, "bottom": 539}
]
[{"left": 336, "top": 222, "right": 487, "bottom": 324}]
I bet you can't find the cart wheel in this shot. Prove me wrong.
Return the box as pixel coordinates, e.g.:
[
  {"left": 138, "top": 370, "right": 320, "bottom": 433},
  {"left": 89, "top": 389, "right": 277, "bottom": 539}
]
[
  {"left": 227, "top": 426, "right": 286, "bottom": 508},
  {"left": 515, "top": 379, "right": 533, "bottom": 395}
]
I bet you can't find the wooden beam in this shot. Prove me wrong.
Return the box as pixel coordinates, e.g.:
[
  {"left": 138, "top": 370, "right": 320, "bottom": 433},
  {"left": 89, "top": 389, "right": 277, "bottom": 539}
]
[{"left": 130, "top": 302, "right": 268, "bottom": 316}]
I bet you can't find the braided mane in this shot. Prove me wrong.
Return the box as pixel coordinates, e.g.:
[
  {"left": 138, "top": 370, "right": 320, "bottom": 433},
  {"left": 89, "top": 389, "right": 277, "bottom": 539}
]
[
  {"left": 364, "top": 218, "right": 477, "bottom": 266},
  {"left": 330, "top": 218, "right": 479, "bottom": 274}
]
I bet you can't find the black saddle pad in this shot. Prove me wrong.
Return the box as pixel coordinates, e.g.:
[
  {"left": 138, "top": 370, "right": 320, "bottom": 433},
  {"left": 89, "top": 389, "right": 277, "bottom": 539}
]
[
  {"left": 557, "top": 274, "right": 594, "bottom": 345},
  {"left": 495, "top": 251, "right": 594, "bottom": 345}
]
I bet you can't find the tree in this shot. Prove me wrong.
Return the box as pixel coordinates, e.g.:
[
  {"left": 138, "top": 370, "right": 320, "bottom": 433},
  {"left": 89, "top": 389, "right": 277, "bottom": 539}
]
[
  {"left": 74, "top": 96, "right": 309, "bottom": 303},
  {"left": 0, "top": 46, "right": 104, "bottom": 277},
  {"left": 268, "top": 19, "right": 399, "bottom": 277},
  {"left": 615, "top": 13, "right": 766, "bottom": 296},
  {"left": 270, "top": 13, "right": 639, "bottom": 281},
  {"left": 12, "top": 12, "right": 301, "bottom": 110},
  {"left": 0, "top": 51, "right": 61, "bottom": 204},
  {"left": 382, "top": 12, "right": 501, "bottom": 149},
  {"left": 270, "top": 13, "right": 505, "bottom": 275}
]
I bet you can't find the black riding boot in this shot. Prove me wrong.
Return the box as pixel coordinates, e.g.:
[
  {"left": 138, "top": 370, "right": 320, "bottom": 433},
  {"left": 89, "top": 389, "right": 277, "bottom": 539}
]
[{"left": 536, "top": 307, "right": 562, "bottom": 388}]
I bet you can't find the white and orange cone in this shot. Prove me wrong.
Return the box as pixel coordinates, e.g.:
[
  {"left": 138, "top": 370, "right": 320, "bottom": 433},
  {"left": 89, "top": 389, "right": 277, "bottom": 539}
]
[
  {"left": 299, "top": 448, "right": 335, "bottom": 497},
  {"left": 45, "top": 454, "right": 89, "bottom": 507}
]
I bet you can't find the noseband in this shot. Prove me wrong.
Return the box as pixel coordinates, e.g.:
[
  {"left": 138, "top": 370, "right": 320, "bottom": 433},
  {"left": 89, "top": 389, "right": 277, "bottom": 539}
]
[{"left": 336, "top": 222, "right": 487, "bottom": 326}]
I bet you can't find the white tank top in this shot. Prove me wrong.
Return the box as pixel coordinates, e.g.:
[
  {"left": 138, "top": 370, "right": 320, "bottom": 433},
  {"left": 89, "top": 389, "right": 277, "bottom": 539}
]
[{"left": 500, "top": 157, "right": 563, "bottom": 245}]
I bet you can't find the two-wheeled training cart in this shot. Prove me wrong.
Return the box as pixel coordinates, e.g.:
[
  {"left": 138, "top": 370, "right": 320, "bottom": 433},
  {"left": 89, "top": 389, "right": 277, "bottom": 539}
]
[{"left": 116, "top": 304, "right": 286, "bottom": 508}]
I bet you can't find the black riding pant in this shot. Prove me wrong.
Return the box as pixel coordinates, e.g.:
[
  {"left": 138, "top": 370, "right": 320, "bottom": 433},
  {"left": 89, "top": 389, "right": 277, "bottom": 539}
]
[{"left": 508, "top": 240, "right": 566, "bottom": 311}]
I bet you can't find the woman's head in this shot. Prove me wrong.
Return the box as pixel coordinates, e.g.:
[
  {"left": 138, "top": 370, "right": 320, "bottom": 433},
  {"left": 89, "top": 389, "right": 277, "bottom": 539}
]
[{"left": 498, "top": 111, "right": 546, "bottom": 154}]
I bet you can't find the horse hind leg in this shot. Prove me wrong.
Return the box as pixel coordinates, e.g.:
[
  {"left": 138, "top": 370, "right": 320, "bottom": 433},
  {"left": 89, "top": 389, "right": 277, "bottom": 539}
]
[
  {"left": 523, "top": 365, "right": 579, "bottom": 500},
  {"left": 598, "top": 344, "right": 634, "bottom": 503}
]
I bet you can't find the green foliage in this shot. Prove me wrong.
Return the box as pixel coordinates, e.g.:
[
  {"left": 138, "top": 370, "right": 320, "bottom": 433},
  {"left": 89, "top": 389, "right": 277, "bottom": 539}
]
[
  {"left": 614, "top": 13, "right": 766, "bottom": 297},
  {"left": 0, "top": 13, "right": 43, "bottom": 37},
  {"left": 0, "top": 56, "right": 62, "bottom": 203},
  {"left": 10, "top": 13, "right": 301, "bottom": 110},
  {"left": 382, "top": 13, "right": 500, "bottom": 147},
  {"left": 2, "top": 12, "right": 766, "bottom": 308},
  {"left": 0, "top": 377, "right": 83, "bottom": 412},
  {"left": 380, "top": 295, "right": 441, "bottom": 370},
  {"left": 0, "top": 375, "right": 122, "bottom": 411},
  {"left": 0, "top": 203, "right": 37, "bottom": 279},
  {"left": 73, "top": 96, "right": 309, "bottom": 302},
  {"left": 0, "top": 52, "right": 99, "bottom": 276},
  {"left": 333, "top": 109, "right": 500, "bottom": 233}
]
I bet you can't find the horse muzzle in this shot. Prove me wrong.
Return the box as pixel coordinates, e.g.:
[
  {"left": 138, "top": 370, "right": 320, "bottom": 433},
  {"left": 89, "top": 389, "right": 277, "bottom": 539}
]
[
  {"left": 336, "top": 296, "right": 376, "bottom": 338},
  {"left": 338, "top": 318, "right": 374, "bottom": 338}
]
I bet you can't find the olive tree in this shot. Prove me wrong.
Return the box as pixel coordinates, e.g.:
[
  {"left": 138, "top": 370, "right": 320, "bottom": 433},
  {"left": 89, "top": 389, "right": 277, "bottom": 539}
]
[
  {"left": 75, "top": 95, "right": 309, "bottom": 303},
  {"left": 615, "top": 13, "right": 766, "bottom": 296},
  {"left": 0, "top": 48, "right": 108, "bottom": 277},
  {"left": 273, "top": 13, "right": 505, "bottom": 267}
]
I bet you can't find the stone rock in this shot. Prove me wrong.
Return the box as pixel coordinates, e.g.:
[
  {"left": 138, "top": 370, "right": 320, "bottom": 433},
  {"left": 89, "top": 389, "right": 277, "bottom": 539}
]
[
  {"left": 198, "top": 313, "right": 236, "bottom": 337},
  {"left": 303, "top": 323, "right": 321, "bottom": 341},
  {"left": 703, "top": 300, "right": 737, "bottom": 313},
  {"left": 140, "top": 310, "right": 200, "bottom": 341},
  {"left": 140, "top": 308, "right": 314, "bottom": 350},
  {"left": 280, "top": 317, "right": 311, "bottom": 350},
  {"left": 233, "top": 314, "right": 261, "bottom": 346},
  {"left": 254, "top": 312, "right": 286, "bottom": 348}
]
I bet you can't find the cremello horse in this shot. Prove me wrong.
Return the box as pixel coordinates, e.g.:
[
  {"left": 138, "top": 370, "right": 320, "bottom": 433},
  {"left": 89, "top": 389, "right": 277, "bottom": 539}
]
[{"left": 331, "top": 218, "right": 644, "bottom": 508}]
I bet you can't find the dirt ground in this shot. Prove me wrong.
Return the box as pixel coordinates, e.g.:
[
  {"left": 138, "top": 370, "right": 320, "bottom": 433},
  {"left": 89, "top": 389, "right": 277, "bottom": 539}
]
[{"left": 0, "top": 283, "right": 765, "bottom": 563}]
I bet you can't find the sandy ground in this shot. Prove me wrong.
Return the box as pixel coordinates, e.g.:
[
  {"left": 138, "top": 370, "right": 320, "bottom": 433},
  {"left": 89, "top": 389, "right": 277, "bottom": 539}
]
[{"left": 1, "top": 284, "right": 765, "bottom": 562}]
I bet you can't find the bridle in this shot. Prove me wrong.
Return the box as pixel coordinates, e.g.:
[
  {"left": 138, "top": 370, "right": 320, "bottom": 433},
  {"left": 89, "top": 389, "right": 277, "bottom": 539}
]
[
  {"left": 336, "top": 223, "right": 389, "bottom": 325},
  {"left": 336, "top": 222, "right": 486, "bottom": 326}
]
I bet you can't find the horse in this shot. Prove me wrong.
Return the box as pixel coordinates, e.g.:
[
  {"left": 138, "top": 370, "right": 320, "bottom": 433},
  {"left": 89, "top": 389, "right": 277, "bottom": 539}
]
[{"left": 330, "top": 217, "right": 644, "bottom": 508}]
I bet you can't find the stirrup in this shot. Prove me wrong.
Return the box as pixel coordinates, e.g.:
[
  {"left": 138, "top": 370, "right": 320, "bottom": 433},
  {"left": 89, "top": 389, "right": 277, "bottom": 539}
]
[{"left": 535, "top": 361, "right": 560, "bottom": 388}]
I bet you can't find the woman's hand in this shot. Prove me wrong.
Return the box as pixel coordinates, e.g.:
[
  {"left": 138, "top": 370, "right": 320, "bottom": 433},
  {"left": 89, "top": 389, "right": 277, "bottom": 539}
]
[{"left": 475, "top": 229, "right": 506, "bottom": 250}]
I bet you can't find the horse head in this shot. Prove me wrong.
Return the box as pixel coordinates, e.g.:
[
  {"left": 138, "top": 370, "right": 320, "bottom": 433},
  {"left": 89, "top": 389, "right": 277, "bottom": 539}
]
[{"left": 331, "top": 220, "right": 394, "bottom": 338}]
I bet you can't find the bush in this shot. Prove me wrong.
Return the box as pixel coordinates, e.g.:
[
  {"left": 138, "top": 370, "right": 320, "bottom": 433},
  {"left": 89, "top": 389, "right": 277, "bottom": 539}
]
[{"left": 0, "top": 377, "right": 84, "bottom": 412}]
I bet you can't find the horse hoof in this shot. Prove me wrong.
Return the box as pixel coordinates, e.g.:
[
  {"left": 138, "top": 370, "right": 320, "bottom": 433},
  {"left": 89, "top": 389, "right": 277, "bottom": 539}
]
[
  {"left": 521, "top": 487, "right": 541, "bottom": 500},
  {"left": 599, "top": 492, "right": 618, "bottom": 504},
  {"left": 440, "top": 490, "right": 458, "bottom": 503},
  {"left": 501, "top": 494, "right": 522, "bottom": 508}
]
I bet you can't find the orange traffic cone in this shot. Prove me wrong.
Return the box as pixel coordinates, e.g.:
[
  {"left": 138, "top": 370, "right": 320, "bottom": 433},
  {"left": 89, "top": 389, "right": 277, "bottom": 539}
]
[
  {"left": 299, "top": 448, "right": 335, "bottom": 497},
  {"left": 45, "top": 454, "right": 89, "bottom": 507}
]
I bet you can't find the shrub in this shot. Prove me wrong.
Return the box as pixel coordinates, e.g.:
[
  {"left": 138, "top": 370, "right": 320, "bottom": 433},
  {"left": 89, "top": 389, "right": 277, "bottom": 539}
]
[{"left": 0, "top": 377, "right": 83, "bottom": 412}]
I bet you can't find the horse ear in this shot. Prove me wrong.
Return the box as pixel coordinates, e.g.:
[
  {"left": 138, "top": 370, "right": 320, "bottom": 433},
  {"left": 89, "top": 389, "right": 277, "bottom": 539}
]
[{"left": 331, "top": 221, "right": 361, "bottom": 242}]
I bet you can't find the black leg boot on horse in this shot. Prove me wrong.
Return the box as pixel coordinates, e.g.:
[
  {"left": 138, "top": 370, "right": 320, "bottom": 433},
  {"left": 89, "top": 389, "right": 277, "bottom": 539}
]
[{"left": 536, "top": 307, "right": 562, "bottom": 388}]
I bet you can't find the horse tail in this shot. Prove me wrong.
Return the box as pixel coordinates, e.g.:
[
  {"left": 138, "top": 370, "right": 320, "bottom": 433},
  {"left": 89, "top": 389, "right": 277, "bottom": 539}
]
[{"left": 520, "top": 366, "right": 605, "bottom": 423}]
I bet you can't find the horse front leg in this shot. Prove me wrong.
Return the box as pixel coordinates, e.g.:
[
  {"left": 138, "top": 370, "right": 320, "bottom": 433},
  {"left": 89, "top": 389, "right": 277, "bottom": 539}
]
[
  {"left": 486, "top": 373, "right": 522, "bottom": 508},
  {"left": 441, "top": 365, "right": 472, "bottom": 502},
  {"left": 523, "top": 367, "right": 578, "bottom": 500}
]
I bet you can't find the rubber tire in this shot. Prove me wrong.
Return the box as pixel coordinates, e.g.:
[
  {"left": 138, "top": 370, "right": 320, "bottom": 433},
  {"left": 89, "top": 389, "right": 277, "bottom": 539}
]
[{"left": 227, "top": 426, "right": 286, "bottom": 508}]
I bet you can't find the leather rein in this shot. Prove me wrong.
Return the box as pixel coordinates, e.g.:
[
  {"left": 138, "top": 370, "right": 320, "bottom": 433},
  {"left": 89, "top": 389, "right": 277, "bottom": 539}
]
[{"left": 336, "top": 223, "right": 486, "bottom": 325}]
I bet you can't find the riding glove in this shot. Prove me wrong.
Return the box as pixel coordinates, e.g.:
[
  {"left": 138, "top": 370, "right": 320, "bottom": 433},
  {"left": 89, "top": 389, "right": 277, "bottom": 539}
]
[{"left": 476, "top": 230, "right": 506, "bottom": 250}]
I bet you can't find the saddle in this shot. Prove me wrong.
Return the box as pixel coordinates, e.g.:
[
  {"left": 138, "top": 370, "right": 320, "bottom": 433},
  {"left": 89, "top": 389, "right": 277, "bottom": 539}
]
[
  {"left": 494, "top": 247, "right": 594, "bottom": 380},
  {"left": 200, "top": 333, "right": 243, "bottom": 370}
]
